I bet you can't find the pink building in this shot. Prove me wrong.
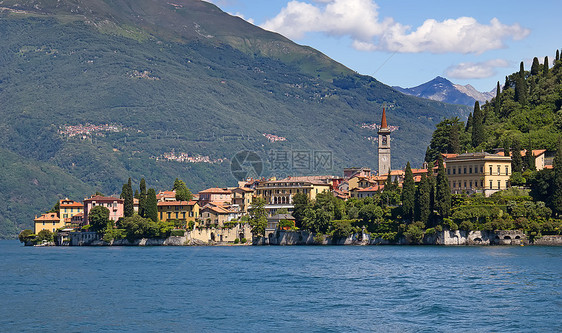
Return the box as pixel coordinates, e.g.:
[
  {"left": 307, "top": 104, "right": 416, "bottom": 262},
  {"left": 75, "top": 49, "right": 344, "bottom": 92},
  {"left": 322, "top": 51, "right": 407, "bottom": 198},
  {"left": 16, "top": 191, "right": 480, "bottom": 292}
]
[
  {"left": 198, "top": 188, "right": 232, "bottom": 206},
  {"left": 83, "top": 195, "right": 124, "bottom": 224}
]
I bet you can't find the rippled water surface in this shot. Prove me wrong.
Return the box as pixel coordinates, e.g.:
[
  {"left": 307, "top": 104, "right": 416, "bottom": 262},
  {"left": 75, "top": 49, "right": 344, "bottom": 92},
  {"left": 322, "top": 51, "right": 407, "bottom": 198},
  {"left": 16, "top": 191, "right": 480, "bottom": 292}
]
[{"left": 1, "top": 241, "right": 561, "bottom": 332}]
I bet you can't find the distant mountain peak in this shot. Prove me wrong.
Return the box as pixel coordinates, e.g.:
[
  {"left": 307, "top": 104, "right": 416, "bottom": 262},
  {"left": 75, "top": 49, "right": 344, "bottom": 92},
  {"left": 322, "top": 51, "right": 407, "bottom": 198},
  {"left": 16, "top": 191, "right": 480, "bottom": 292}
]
[{"left": 393, "top": 76, "right": 494, "bottom": 106}]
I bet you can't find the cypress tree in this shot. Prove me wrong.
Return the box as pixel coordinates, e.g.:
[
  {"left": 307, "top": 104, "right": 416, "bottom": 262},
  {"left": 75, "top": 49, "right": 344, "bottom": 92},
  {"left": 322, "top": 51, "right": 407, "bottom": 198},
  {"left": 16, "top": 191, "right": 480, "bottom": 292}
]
[
  {"left": 134, "top": 189, "right": 139, "bottom": 200},
  {"left": 531, "top": 57, "right": 540, "bottom": 75},
  {"left": 435, "top": 155, "right": 451, "bottom": 218},
  {"left": 401, "top": 162, "right": 415, "bottom": 221},
  {"left": 494, "top": 81, "right": 501, "bottom": 115},
  {"left": 503, "top": 76, "right": 510, "bottom": 91},
  {"left": 519, "top": 61, "right": 525, "bottom": 77},
  {"left": 139, "top": 178, "right": 147, "bottom": 217},
  {"left": 511, "top": 140, "right": 523, "bottom": 173},
  {"left": 415, "top": 172, "right": 431, "bottom": 224},
  {"left": 427, "top": 166, "right": 436, "bottom": 217},
  {"left": 471, "top": 101, "right": 485, "bottom": 147},
  {"left": 384, "top": 171, "right": 394, "bottom": 191},
  {"left": 524, "top": 145, "right": 536, "bottom": 171},
  {"left": 465, "top": 112, "right": 473, "bottom": 132},
  {"left": 544, "top": 56, "right": 549, "bottom": 74},
  {"left": 556, "top": 49, "right": 560, "bottom": 62},
  {"left": 552, "top": 139, "right": 562, "bottom": 216},
  {"left": 145, "top": 188, "right": 158, "bottom": 222},
  {"left": 449, "top": 122, "right": 461, "bottom": 154},
  {"left": 121, "top": 178, "right": 134, "bottom": 218},
  {"left": 514, "top": 76, "right": 527, "bottom": 105}
]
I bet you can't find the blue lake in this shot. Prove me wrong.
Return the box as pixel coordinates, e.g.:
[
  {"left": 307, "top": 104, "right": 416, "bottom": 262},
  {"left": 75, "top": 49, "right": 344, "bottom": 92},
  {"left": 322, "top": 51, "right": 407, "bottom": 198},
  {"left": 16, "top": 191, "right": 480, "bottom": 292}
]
[{"left": 1, "top": 240, "right": 561, "bottom": 332}]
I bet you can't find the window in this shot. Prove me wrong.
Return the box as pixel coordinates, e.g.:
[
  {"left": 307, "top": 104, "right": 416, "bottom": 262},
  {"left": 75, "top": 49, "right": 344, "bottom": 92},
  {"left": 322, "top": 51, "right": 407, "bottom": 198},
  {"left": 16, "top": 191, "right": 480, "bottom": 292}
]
[
  {"left": 489, "top": 166, "right": 493, "bottom": 175},
  {"left": 498, "top": 180, "right": 501, "bottom": 189},
  {"left": 506, "top": 180, "right": 509, "bottom": 188},
  {"left": 497, "top": 166, "right": 501, "bottom": 175},
  {"left": 505, "top": 166, "right": 509, "bottom": 175},
  {"left": 490, "top": 180, "right": 493, "bottom": 189},
  {"left": 469, "top": 181, "right": 473, "bottom": 188},
  {"left": 480, "top": 180, "right": 484, "bottom": 187},
  {"left": 464, "top": 181, "right": 467, "bottom": 188},
  {"left": 469, "top": 167, "right": 472, "bottom": 174},
  {"left": 464, "top": 167, "right": 467, "bottom": 174},
  {"left": 453, "top": 168, "right": 456, "bottom": 175},
  {"left": 167, "top": 212, "right": 171, "bottom": 219},
  {"left": 453, "top": 181, "right": 456, "bottom": 188},
  {"left": 447, "top": 168, "right": 450, "bottom": 175},
  {"left": 480, "top": 166, "right": 483, "bottom": 173}
]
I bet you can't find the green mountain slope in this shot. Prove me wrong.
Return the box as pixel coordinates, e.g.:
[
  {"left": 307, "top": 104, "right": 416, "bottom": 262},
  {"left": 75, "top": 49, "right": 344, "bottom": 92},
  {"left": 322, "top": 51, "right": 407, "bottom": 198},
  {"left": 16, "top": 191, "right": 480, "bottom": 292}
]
[{"left": 0, "top": 0, "right": 469, "bottom": 238}]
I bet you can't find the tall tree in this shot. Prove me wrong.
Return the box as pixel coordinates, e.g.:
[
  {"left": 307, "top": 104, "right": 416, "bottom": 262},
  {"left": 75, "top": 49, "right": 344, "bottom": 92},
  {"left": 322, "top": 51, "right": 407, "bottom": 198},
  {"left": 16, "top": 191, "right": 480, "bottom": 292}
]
[
  {"left": 249, "top": 197, "right": 268, "bottom": 236},
  {"left": 556, "top": 49, "right": 560, "bottom": 62},
  {"left": 544, "top": 56, "right": 549, "bottom": 74},
  {"left": 145, "top": 188, "right": 158, "bottom": 222},
  {"left": 514, "top": 76, "right": 527, "bottom": 105},
  {"left": 465, "top": 112, "right": 473, "bottom": 132},
  {"left": 511, "top": 140, "right": 523, "bottom": 173},
  {"left": 401, "top": 162, "right": 415, "bottom": 221},
  {"left": 427, "top": 164, "right": 436, "bottom": 215},
  {"left": 173, "top": 178, "right": 193, "bottom": 201},
  {"left": 88, "top": 206, "right": 110, "bottom": 232},
  {"left": 494, "top": 81, "right": 501, "bottom": 115},
  {"left": 449, "top": 123, "right": 461, "bottom": 154},
  {"left": 120, "top": 179, "right": 134, "bottom": 218},
  {"left": 552, "top": 139, "right": 562, "bottom": 216},
  {"left": 471, "top": 101, "right": 485, "bottom": 147},
  {"left": 435, "top": 155, "right": 451, "bottom": 218},
  {"left": 531, "top": 57, "right": 540, "bottom": 75},
  {"left": 292, "top": 193, "right": 311, "bottom": 228},
  {"left": 139, "top": 178, "right": 147, "bottom": 217},
  {"left": 524, "top": 145, "right": 536, "bottom": 171},
  {"left": 415, "top": 172, "right": 431, "bottom": 224}
]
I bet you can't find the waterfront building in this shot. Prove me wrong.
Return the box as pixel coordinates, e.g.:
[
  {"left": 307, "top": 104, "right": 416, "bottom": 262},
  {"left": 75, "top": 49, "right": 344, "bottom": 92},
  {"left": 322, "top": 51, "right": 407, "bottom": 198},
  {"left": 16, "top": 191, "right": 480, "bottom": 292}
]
[
  {"left": 34, "top": 212, "right": 63, "bottom": 234},
  {"left": 378, "top": 108, "right": 391, "bottom": 177},
  {"left": 255, "top": 177, "right": 332, "bottom": 216},
  {"left": 231, "top": 187, "right": 255, "bottom": 213},
  {"left": 198, "top": 188, "right": 232, "bottom": 206},
  {"left": 199, "top": 202, "right": 242, "bottom": 227},
  {"left": 445, "top": 152, "right": 512, "bottom": 196},
  {"left": 83, "top": 195, "right": 124, "bottom": 224},
  {"left": 157, "top": 200, "right": 200, "bottom": 224},
  {"left": 58, "top": 198, "right": 83, "bottom": 223},
  {"left": 497, "top": 149, "right": 548, "bottom": 170}
]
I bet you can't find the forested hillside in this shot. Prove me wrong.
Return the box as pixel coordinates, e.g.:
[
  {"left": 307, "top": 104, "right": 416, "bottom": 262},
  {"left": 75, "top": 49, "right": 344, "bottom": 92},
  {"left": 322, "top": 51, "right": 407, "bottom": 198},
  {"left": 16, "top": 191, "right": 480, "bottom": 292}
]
[
  {"left": 0, "top": 0, "right": 469, "bottom": 238},
  {"left": 426, "top": 49, "right": 562, "bottom": 162}
]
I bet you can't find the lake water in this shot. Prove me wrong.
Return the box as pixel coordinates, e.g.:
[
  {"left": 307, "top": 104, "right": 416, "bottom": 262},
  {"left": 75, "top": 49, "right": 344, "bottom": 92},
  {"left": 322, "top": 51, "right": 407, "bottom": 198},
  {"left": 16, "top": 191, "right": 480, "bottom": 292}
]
[{"left": 1, "top": 241, "right": 561, "bottom": 332}]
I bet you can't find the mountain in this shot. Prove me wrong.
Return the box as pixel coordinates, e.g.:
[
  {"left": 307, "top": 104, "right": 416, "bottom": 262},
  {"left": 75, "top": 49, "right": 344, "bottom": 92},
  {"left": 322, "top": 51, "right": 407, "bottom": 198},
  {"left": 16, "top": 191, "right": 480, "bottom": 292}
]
[
  {"left": 394, "top": 76, "right": 495, "bottom": 107},
  {"left": 0, "top": 0, "right": 470, "bottom": 238}
]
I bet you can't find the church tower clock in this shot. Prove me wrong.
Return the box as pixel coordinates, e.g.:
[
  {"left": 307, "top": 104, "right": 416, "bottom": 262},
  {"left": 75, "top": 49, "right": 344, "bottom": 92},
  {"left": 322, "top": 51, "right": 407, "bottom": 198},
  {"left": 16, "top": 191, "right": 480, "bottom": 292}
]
[{"left": 378, "top": 107, "right": 391, "bottom": 176}]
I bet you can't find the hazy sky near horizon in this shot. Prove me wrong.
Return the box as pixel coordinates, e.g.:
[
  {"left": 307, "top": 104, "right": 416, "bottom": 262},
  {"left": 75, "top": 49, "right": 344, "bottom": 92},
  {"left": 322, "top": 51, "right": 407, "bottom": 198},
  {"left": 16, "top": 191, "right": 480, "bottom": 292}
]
[{"left": 207, "top": 0, "right": 561, "bottom": 91}]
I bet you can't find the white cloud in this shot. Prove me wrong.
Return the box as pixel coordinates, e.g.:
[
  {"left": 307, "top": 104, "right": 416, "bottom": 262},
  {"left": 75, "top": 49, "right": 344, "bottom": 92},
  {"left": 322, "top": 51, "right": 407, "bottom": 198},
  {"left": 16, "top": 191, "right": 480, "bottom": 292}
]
[
  {"left": 230, "top": 12, "right": 254, "bottom": 24},
  {"left": 261, "top": 0, "right": 530, "bottom": 54},
  {"left": 445, "top": 59, "right": 510, "bottom": 79}
]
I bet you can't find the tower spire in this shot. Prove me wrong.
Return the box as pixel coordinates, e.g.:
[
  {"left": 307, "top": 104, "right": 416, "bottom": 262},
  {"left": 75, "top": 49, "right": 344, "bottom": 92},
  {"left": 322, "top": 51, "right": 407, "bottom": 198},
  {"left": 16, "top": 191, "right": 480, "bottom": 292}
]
[{"left": 381, "top": 107, "right": 388, "bottom": 129}]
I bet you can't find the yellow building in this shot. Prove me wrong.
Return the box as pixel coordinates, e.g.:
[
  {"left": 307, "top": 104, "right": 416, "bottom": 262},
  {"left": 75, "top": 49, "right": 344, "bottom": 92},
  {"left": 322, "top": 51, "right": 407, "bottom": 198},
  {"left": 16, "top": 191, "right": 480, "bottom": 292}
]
[
  {"left": 59, "top": 198, "right": 84, "bottom": 224},
  {"left": 255, "top": 178, "right": 332, "bottom": 216},
  {"left": 157, "top": 201, "right": 200, "bottom": 224},
  {"left": 34, "top": 212, "right": 64, "bottom": 234},
  {"left": 445, "top": 152, "right": 512, "bottom": 196},
  {"left": 231, "top": 187, "right": 255, "bottom": 213}
]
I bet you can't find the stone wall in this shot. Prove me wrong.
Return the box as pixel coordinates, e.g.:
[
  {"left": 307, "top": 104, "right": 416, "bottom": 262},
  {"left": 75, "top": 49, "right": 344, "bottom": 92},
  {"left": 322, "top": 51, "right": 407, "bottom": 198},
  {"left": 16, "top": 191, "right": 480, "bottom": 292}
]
[{"left": 532, "top": 235, "right": 562, "bottom": 245}]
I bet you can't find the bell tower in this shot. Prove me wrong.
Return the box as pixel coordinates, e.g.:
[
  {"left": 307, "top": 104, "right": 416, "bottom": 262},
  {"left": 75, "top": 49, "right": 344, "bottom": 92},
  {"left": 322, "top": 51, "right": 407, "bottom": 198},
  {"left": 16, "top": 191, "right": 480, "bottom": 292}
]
[{"left": 378, "top": 107, "right": 391, "bottom": 176}]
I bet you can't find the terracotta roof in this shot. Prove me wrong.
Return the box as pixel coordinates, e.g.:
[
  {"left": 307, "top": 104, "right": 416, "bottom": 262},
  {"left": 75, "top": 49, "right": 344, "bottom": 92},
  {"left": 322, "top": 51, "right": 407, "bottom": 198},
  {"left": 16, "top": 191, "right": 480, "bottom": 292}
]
[
  {"left": 199, "top": 188, "right": 232, "bottom": 194},
  {"left": 34, "top": 213, "right": 59, "bottom": 222},
  {"left": 357, "top": 185, "right": 384, "bottom": 192},
  {"left": 410, "top": 168, "right": 428, "bottom": 174},
  {"left": 499, "top": 149, "right": 547, "bottom": 157},
  {"left": 442, "top": 153, "right": 459, "bottom": 159},
  {"left": 202, "top": 204, "right": 230, "bottom": 214},
  {"left": 157, "top": 201, "right": 198, "bottom": 206},
  {"left": 380, "top": 107, "right": 388, "bottom": 128},
  {"left": 233, "top": 187, "right": 254, "bottom": 192},
  {"left": 544, "top": 165, "right": 554, "bottom": 169},
  {"left": 60, "top": 201, "right": 83, "bottom": 208},
  {"left": 84, "top": 196, "right": 123, "bottom": 202}
]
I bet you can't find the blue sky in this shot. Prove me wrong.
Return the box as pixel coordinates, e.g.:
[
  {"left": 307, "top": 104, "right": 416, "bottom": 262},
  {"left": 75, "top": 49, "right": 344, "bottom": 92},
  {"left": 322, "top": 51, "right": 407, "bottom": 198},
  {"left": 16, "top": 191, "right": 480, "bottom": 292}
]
[{"left": 207, "top": 0, "right": 561, "bottom": 92}]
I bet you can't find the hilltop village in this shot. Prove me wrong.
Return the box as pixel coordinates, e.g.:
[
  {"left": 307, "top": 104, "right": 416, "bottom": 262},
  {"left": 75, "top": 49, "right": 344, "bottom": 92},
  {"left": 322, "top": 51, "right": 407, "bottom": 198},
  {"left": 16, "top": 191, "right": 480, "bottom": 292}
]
[{"left": 23, "top": 110, "right": 562, "bottom": 246}]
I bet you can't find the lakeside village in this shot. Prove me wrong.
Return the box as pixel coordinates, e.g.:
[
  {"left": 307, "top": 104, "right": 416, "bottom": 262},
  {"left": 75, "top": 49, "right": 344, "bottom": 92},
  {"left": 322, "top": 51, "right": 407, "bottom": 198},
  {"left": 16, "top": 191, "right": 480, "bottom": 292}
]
[{"left": 21, "top": 109, "right": 562, "bottom": 247}]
